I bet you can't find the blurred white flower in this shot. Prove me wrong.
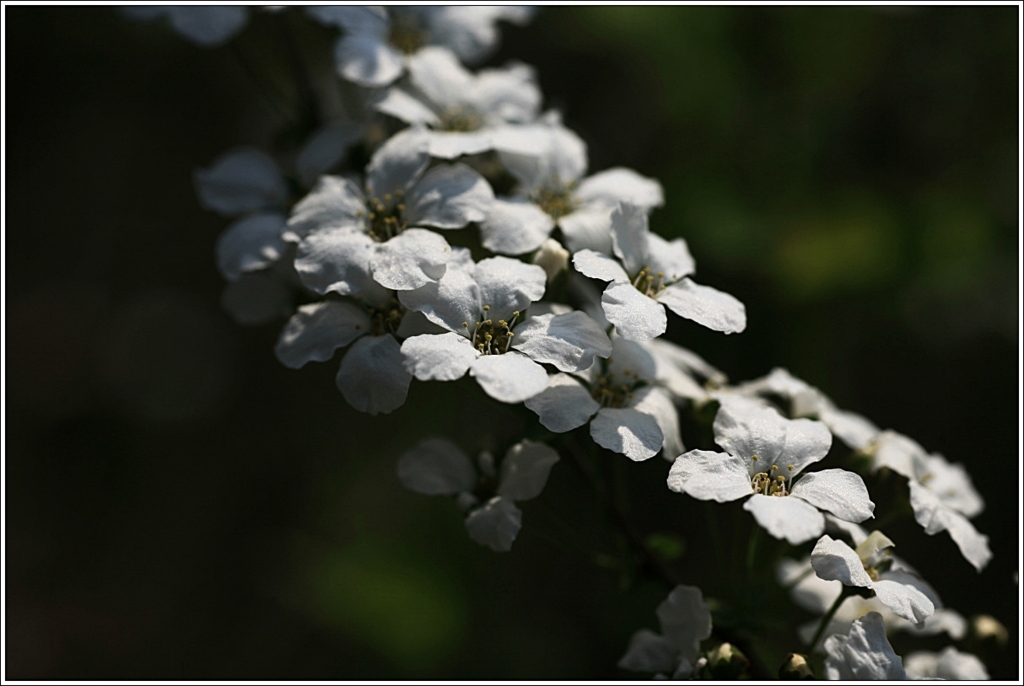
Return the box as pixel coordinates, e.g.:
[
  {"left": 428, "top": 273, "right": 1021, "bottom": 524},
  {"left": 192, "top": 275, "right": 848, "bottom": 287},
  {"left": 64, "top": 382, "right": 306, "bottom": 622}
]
[
  {"left": 573, "top": 203, "right": 746, "bottom": 340},
  {"left": 400, "top": 254, "right": 611, "bottom": 404},
  {"left": 122, "top": 5, "right": 248, "bottom": 47},
  {"left": 667, "top": 396, "right": 873, "bottom": 544},
  {"left": 904, "top": 647, "right": 989, "bottom": 680},
  {"left": 480, "top": 115, "right": 664, "bottom": 256},
  {"left": 308, "top": 6, "right": 535, "bottom": 87},
  {"left": 374, "top": 46, "right": 542, "bottom": 159},
  {"left": 525, "top": 336, "right": 682, "bottom": 461},
  {"left": 397, "top": 437, "right": 559, "bottom": 551},
  {"left": 618, "top": 584, "right": 712, "bottom": 679},
  {"left": 823, "top": 612, "right": 906, "bottom": 680}
]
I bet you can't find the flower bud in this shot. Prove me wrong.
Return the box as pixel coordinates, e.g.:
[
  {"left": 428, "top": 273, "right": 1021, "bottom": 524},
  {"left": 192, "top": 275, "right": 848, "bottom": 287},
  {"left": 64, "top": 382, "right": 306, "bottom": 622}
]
[
  {"left": 779, "top": 652, "right": 815, "bottom": 679},
  {"left": 707, "top": 642, "right": 748, "bottom": 679},
  {"left": 532, "top": 238, "right": 569, "bottom": 283}
]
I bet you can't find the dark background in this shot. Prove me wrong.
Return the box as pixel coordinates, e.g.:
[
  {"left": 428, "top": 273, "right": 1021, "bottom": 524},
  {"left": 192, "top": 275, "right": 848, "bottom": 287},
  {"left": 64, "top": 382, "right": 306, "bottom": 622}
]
[{"left": 4, "top": 6, "right": 1019, "bottom": 679}]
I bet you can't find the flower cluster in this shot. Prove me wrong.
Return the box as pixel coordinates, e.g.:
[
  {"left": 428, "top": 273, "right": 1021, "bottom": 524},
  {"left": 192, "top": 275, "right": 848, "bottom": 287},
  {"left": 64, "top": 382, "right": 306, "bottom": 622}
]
[{"left": 177, "top": 7, "right": 1001, "bottom": 680}]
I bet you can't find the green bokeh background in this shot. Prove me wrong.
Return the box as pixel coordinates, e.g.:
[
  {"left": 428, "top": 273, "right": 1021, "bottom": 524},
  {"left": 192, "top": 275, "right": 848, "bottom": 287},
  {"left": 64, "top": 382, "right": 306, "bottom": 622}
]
[{"left": 4, "top": 6, "right": 1018, "bottom": 679}]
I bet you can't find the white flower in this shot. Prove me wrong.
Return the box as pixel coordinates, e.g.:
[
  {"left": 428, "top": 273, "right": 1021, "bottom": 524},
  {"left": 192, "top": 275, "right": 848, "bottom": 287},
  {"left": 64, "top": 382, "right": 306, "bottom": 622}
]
[
  {"left": 286, "top": 127, "right": 494, "bottom": 294},
  {"left": 617, "top": 584, "right": 712, "bottom": 679},
  {"left": 374, "top": 46, "right": 542, "bottom": 160},
  {"left": 823, "top": 612, "right": 907, "bottom": 680},
  {"left": 573, "top": 203, "right": 746, "bottom": 340},
  {"left": 904, "top": 647, "right": 990, "bottom": 680},
  {"left": 479, "top": 115, "right": 664, "bottom": 256},
  {"left": 667, "top": 396, "right": 874, "bottom": 544},
  {"left": 641, "top": 337, "right": 727, "bottom": 407},
  {"left": 735, "top": 367, "right": 880, "bottom": 451},
  {"left": 308, "top": 6, "right": 535, "bottom": 87},
  {"left": 811, "top": 531, "right": 935, "bottom": 625},
  {"left": 122, "top": 6, "right": 248, "bottom": 47},
  {"left": 531, "top": 238, "right": 570, "bottom": 283},
  {"left": 397, "top": 437, "right": 558, "bottom": 551},
  {"left": 399, "top": 254, "right": 612, "bottom": 404},
  {"left": 525, "top": 336, "right": 683, "bottom": 461}
]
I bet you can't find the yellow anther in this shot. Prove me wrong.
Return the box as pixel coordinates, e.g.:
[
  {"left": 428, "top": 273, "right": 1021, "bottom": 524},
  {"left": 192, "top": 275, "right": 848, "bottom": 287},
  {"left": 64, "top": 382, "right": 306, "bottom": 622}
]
[
  {"left": 657, "top": 271, "right": 664, "bottom": 278},
  {"left": 384, "top": 193, "right": 392, "bottom": 201},
  {"left": 485, "top": 334, "right": 492, "bottom": 340},
  {"left": 512, "top": 311, "right": 519, "bottom": 317},
  {"left": 484, "top": 319, "right": 492, "bottom": 325},
  {"left": 751, "top": 455, "right": 759, "bottom": 462},
  {"left": 787, "top": 464, "right": 794, "bottom": 471},
  {"left": 506, "top": 332, "right": 514, "bottom": 337},
  {"left": 483, "top": 305, "right": 490, "bottom": 311},
  {"left": 396, "top": 203, "right": 405, "bottom": 211},
  {"left": 368, "top": 212, "right": 376, "bottom": 220},
  {"left": 498, "top": 320, "right": 507, "bottom": 327},
  {"left": 462, "top": 322, "right": 468, "bottom": 328},
  {"left": 395, "top": 189, "right": 404, "bottom": 196},
  {"left": 771, "top": 464, "right": 778, "bottom": 471},
  {"left": 777, "top": 475, "right": 785, "bottom": 482}
]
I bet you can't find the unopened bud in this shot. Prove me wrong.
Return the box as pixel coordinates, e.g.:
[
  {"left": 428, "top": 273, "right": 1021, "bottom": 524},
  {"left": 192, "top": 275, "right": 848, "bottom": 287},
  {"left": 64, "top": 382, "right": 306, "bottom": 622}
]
[
  {"left": 532, "top": 238, "right": 569, "bottom": 283},
  {"left": 707, "top": 642, "right": 748, "bottom": 679},
  {"left": 779, "top": 652, "right": 815, "bottom": 680},
  {"left": 970, "top": 615, "right": 1008, "bottom": 648}
]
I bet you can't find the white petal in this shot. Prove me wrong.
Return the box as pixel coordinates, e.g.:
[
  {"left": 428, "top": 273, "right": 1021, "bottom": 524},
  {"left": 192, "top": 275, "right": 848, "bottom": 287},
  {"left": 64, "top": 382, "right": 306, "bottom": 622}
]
[
  {"left": 558, "top": 206, "right": 614, "bottom": 254},
  {"left": 397, "top": 437, "right": 477, "bottom": 496},
  {"left": 824, "top": 612, "right": 907, "bottom": 680},
  {"left": 791, "top": 469, "right": 875, "bottom": 523},
  {"left": 424, "top": 7, "right": 508, "bottom": 64},
  {"left": 167, "top": 6, "right": 247, "bottom": 46},
  {"left": 631, "top": 387, "right": 684, "bottom": 459},
  {"left": 641, "top": 341, "right": 708, "bottom": 402},
  {"left": 608, "top": 335, "right": 658, "bottom": 382},
  {"left": 645, "top": 338, "right": 726, "bottom": 385},
  {"left": 647, "top": 233, "right": 696, "bottom": 283},
  {"left": 296, "top": 122, "right": 364, "bottom": 187},
  {"left": 497, "top": 439, "right": 560, "bottom": 501},
  {"left": 464, "top": 496, "right": 522, "bottom": 552},
  {"left": 479, "top": 198, "right": 554, "bottom": 255},
  {"left": 333, "top": 33, "right": 404, "bottom": 88},
  {"left": 400, "top": 332, "right": 477, "bottom": 381},
  {"left": 371, "top": 228, "right": 451, "bottom": 291},
  {"left": 512, "top": 311, "right": 612, "bottom": 373},
  {"left": 294, "top": 229, "right": 377, "bottom": 296},
  {"left": 871, "top": 430, "right": 926, "bottom": 478},
  {"left": 365, "top": 126, "right": 431, "bottom": 198},
  {"left": 572, "top": 249, "right": 629, "bottom": 284},
  {"left": 914, "top": 454, "right": 984, "bottom": 518},
  {"left": 617, "top": 629, "right": 677, "bottom": 675},
  {"left": 394, "top": 309, "right": 447, "bottom": 339},
  {"left": 899, "top": 608, "right": 967, "bottom": 639},
  {"left": 286, "top": 175, "right": 366, "bottom": 242},
  {"left": 274, "top": 301, "right": 370, "bottom": 369},
  {"left": 714, "top": 397, "right": 831, "bottom": 478},
  {"left": 374, "top": 87, "right": 441, "bottom": 126},
  {"left": 666, "top": 450, "right": 752, "bottom": 503},
  {"left": 470, "top": 353, "right": 548, "bottom": 403},
  {"left": 610, "top": 203, "right": 650, "bottom": 276},
  {"left": 656, "top": 279, "right": 746, "bottom": 334},
  {"left": 871, "top": 579, "right": 934, "bottom": 625},
  {"left": 471, "top": 63, "right": 541, "bottom": 124},
  {"left": 307, "top": 6, "right": 387, "bottom": 34},
  {"left": 908, "top": 480, "right": 992, "bottom": 571},
  {"left": 601, "top": 282, "right": 667, "bottom": 342},
  {"left": 405, "top": 45, "right": 473, "bottom": 110},
  {"left": 216, "top": 212, "right": 287, "bottom": 281},
  {"left": 336, "top": 334, "right": 412, "bottom": 415},
  {"left": 523, "top": 373, "right": 599, "bottom": 433},
  {"left": 473, "top": 256, "right": 547, "bottom": 321},
  {"left": 500, "top": 123, "right": 587, "bottom": 190},
  {"left": 398, "top": 267, "right": 481, "bottom": 333},
  {"left": 591, "top": 407, "right": 663, "bottom": 461},
  {"left": 405, "top": 163, "right": 494, "bottom": 228},
  {"left": 743, "top": 494, "right": 825, "bottom": 545},
  {"left": 575, "top": 167, "right": 664, "bottom": 210},
  {"left": 195, "top": 147, "right": 286, "bottom": 216},
  {"left": 905, "top": 647, "right": 989, "bottom": 681},
  {"left": 426, "top": 131, "right": 495, "bottom": 160},
  {"left": 656, "top": 584, "right": 713, "bottom": 664},
  {"left": 810, "top": 535, "right": 874, "bottom": 588},
  {"left": 819, "top": 407, "right": 879, "bottom": 451}
]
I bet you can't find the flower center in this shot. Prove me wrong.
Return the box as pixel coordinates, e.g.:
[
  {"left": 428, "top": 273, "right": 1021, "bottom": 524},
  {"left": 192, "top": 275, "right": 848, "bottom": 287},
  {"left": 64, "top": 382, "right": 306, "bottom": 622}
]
[
  {"left": 362, "top": 191, "right": 407, "bottom": 242},
  {"left": 591, "top": 368, "right": 641, "bottom": 408},
  {"left": 388, "top": 16, "right": 427, "bottom": 55},
  {"left": 439, "top": 107, "right": 481, "bottom": 132},
  {"left": 632, "top": 266, "right": 668, "bottom": 298},
  {"left": 749, "top": 457, "right": 795, "bottom": 496},
  {"left": 462, "top": 306, "right": 520, "bottom": 355},
  {"left": 534, "top": 185, "right": 577, "bottom": 219},
  {"left": 367, "top": 296, "right": 406, "bottom": 336}
]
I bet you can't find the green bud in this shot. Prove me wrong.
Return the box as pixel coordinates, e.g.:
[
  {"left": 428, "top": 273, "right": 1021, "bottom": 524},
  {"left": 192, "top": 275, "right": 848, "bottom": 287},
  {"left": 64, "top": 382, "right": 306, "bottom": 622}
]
[
  {"left": 707, "top": 642, "right": 748, "bottom": 679},
  {"left": 779, "top": 652, "right": 815, "bottom": 680},
  {"left": 970, "top": 615, "right": 1008, "bottom": 648}
]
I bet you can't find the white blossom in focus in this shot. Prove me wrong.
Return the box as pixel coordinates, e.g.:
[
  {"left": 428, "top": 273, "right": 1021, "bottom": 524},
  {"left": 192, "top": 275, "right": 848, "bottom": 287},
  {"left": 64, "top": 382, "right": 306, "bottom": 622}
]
[
  {"left": 397, "top": 437, "right": 559, "bottom": 551},
  {"left": 308, "top": 6, "right": 535, "bottom": 87},
  {"left": 374, "top": 46, "right": 542, "bottom": 159},
  {"left": 479, "top": 115, "right": 664, "bottom": 256},
  {"left": 399, "top": 254, "right": 612, "bottom": 404},
  {"left": 573, "top": 203, "right": 746, "bottom": 340},
  {"left": 823, "top": 612, "right": 907, "bottom": 680},
  {"left": 904, "top": 647, "right": 990, "bottom": 680},
  {"left": 667, "top": 396, "right": 874, "bottom": 544},
  {"left": 618, "top": 584, "right": 713, "bottom": 679},
  {"left": 525, "top": 336, "right": 683, "bottom": 461}
]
